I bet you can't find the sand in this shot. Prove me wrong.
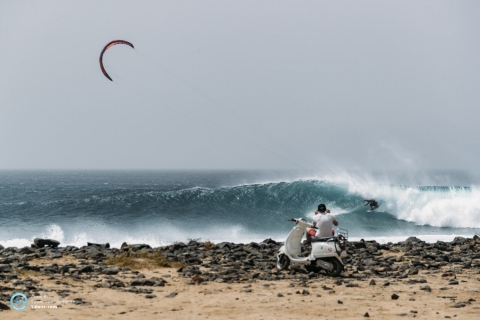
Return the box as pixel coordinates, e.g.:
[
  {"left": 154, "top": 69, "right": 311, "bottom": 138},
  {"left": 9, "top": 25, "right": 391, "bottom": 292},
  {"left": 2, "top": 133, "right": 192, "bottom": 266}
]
[{"left": 2, "top": 263, "right": 480, "bottom": 320}]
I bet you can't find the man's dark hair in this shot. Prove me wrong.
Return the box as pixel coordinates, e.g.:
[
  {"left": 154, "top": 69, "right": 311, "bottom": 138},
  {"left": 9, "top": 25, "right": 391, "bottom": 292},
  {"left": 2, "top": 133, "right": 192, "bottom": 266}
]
[{"left": 318, "top": 204, "right": 326, "bottom": 211}]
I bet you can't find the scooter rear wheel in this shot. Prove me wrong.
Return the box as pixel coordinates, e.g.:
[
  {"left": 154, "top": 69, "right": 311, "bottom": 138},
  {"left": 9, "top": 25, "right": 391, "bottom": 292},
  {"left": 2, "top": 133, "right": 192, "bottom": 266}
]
[
  {"left": 276, "top": 254, "right": 290, "bottom": 271},
  {"left": 325, "top": 258, "right": 343, "bottom": 277}
]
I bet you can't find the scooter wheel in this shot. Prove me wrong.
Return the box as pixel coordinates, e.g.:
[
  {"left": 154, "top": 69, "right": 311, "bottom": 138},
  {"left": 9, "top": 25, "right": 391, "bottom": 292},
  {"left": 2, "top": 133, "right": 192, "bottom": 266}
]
[
  {"left": 276, "top": 254, "right": 290, "bottom": 271},
  {"left": 325, "top": 258, "right": 343, "bottom": 277}
]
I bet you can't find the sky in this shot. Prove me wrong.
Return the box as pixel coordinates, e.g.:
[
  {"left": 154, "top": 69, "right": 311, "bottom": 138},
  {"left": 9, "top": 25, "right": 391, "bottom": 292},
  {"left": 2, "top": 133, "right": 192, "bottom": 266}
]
[{"left": 1, "top": 1, "right": 479, "bottom": 175}]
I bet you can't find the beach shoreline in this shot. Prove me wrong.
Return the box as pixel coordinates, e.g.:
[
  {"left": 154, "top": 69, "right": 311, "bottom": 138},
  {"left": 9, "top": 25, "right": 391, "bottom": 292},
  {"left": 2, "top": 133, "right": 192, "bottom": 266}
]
[{"left": 1, "top": 236, "right": 480, "bottom": 319}]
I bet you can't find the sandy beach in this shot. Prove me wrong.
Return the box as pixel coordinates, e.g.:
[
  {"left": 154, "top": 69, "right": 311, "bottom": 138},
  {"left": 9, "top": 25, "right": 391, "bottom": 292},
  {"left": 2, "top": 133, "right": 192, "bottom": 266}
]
[
  {"left": 1, "top": 237, "right": 480, "bottom": 320},
  {"left": 1, "top": 266, "right": 480, "bottom": 319}
]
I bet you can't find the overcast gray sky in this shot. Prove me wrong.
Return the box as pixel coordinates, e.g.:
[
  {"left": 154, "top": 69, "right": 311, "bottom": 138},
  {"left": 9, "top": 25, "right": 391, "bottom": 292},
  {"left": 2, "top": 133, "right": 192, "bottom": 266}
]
[{"left": 1, "top": 1, "right": 479, "bottom": 173}]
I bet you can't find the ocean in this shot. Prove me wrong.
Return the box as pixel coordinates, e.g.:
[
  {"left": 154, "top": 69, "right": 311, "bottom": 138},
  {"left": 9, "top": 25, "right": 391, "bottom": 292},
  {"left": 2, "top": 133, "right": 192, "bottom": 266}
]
[{"left": 0, "top": 170, "right": 479, "bottom": 249}]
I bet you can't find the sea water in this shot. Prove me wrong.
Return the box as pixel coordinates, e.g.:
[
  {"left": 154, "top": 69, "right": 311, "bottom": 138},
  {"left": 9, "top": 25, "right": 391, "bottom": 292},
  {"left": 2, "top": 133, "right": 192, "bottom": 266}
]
[{"left": 0, "top": 170, "right": 479, "bottom": 248}]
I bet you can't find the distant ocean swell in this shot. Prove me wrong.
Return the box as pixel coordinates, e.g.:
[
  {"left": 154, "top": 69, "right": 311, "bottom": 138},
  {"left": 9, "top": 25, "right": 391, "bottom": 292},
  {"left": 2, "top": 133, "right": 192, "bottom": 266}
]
[{"left": 1, "top": 176, "right": 479, "bottom": 248}]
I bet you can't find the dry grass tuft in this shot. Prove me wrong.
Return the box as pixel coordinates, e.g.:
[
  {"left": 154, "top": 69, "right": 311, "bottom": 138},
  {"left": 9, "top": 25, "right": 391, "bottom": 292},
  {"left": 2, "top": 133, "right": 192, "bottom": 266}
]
[
  {"left": 106, "top": 251, "right": 186, "bottom": 270},
  {"left": 14, "top": 268, "right": 47, "bottom": 279},
  {"left": 204, "top": 241, "right": 215, "bottom": 250}
]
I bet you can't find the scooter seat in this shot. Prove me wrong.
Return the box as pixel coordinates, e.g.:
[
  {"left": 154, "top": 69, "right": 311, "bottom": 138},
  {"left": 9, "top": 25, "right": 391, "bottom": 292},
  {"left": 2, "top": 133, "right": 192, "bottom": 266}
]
[{"left": 311, "top": 236, "right": 335, "bottom": 243}]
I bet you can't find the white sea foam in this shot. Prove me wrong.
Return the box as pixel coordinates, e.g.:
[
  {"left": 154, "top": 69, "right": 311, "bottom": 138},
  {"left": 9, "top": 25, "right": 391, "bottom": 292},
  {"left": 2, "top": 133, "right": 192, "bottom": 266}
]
[
  {"left": 0, "top": 223, "right": 283, "bottom": 249},
  {"left": 1, "top": 222, "right": 475, "bottom": 249},
  {"left": 320, "top": 172, "right": 480, "bottom": 229},
  {"left": 348, "top": 234, "right": 468, "bottom": 244}
]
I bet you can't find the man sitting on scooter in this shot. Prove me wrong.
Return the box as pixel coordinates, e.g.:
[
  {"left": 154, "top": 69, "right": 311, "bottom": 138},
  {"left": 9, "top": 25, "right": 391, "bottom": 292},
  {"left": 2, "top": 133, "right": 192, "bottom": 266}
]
[{"left": 306, "top": 204, "right": 338, "bottom": 243}]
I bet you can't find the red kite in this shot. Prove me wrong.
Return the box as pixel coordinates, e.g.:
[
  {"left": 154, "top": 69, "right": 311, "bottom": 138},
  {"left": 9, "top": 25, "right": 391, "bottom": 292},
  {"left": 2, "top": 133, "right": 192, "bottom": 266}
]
[{"left": 99, "top": 40, "right": 134, "bottom": 81}]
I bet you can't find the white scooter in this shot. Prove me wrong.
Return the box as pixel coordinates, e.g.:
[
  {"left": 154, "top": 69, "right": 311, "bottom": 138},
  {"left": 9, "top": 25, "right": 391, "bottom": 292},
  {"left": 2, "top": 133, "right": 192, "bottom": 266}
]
[{"left": 276, "top": 218, "right": 348, "bottom": 277}]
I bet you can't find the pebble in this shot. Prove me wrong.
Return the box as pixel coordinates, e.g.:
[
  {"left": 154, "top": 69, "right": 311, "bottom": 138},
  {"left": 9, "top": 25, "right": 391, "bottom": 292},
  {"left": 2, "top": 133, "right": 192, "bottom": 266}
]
[{"left": 165, "top": 292, "right": 178, "bottom": 298}]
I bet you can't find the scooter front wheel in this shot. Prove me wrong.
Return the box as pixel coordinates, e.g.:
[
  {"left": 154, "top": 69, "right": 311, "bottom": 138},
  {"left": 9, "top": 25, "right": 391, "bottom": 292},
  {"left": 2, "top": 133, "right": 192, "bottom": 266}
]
[{"left": 276, "top": 254, "right": 290, "bottom": 271}]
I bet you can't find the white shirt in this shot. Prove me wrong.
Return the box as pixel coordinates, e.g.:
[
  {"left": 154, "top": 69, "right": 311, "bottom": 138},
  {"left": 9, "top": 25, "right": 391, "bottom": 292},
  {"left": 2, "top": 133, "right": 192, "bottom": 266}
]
[{"left": 312, "top": 212, "right": 335, "bottom": 237}]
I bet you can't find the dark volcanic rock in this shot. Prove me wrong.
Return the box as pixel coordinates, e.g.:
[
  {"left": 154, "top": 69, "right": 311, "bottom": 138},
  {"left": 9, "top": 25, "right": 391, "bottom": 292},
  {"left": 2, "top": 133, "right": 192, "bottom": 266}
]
[
  {"left": 79, "top": 266, "right": 94, "bottom": 274},
  {"left": 0, "top": 301, "right": 11, "bottom": 310},
  {"left": 23, "top": 265, "right": 42, "bottom": 272},
  {"left": 73, "top": 298, "right": 92, "bottom": 306},
  {"left": 84, "top": 246, "right": 104, "bottom": 259},
  {"left": 354, "top": 242, "right": 367, "bottom": 249},
  {"left": 51, "top": 252, "right": 63, "bottom": 259},
  {"left": 216, "top": 242, "right": 233, "bottom": 249},
  {"left": 262, "top": 238, "right": 277, "bottom": 245},
  {"left": 19, "top": 246, "right": 36, "bottom": 254},
  {"left": 391, "top": 293, "right": 399, "bottom": 300},
  {"left": 121, "top": 243, "right": 152, "bottom": 252},
  {"left": 130, "top": 279, "right": 155, "bottom": 286},
  {"left": 451, "top": 302, "right": 467, "bottom": 308},
  {"left": 87, "top": 242, "right": 110, "bottom": 249},
  {"left": 0, "top": 265, "right": 12, "bottom": 272},
  {"left": 165, "top": 292, "right": 178, "bottom": 298},
  {"left": 405, "top": 236, "right": 421, "bottom": 243},
  {"left": 102, "top": 268, "right": 119, "bottom": 275},
  {"left": 34, "top": 238, "right": 60, "bottom": 248}
]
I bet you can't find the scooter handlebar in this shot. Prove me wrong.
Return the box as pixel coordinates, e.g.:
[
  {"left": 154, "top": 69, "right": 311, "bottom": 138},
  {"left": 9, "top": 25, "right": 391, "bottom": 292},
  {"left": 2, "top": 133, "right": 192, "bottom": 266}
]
[{"left": 288, "top": 218, "right": 318, "bottom": 229}]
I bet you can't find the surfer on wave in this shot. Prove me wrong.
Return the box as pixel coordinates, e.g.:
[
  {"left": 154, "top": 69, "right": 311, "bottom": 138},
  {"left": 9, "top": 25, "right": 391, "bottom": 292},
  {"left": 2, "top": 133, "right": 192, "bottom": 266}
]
[{"left": 363, "top": 199, "right": 378, "bottom": 210}]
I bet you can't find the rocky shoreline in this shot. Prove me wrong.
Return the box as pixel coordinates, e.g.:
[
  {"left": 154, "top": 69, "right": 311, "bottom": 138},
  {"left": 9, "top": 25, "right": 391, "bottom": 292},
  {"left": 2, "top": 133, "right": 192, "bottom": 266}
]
[{"left": 1, "top": 235, "right": 480, "bottom": 317}]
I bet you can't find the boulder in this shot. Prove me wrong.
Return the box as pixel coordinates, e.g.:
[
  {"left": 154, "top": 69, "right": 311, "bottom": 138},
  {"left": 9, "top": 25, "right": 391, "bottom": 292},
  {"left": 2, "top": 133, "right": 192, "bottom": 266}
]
[
  {"left": 51, "top": 252, "right": 63, "bottom": 259},
  {"left": 130, "top": 244, "right": 152, "bottom": 251},
  {"left": 405, "top": 236, "right": 421, "bottom": 243},
  {"left": 0, "top": 265, "right": 12, "bottom": 272},
  {"left": 354, "top": 242, "right": 367, "bottom": 249},
  {"left": 33, "top": 238, "right": 60, "bottom": 248},
  {"left": 87, "top": 242, "right": 110, "bottom": 249},
  {"left": 0, "top": 301, "right": 10, "bottom": 310},
  {"left": 19, "top": 246, "right": 36, "bottom": 254},
  {"left": 216, "top": 242, "right": 232, "bottom": 249},
  {"left": 262, "top": 238, "right": 277, "bottom": 245},
  {"left": 121, "top": 243, "right": 152, "bottom": 252},
  {"left": 23, "top": 265, "right": 42, "bottom": 272},
  {"left": 130, "top": 279, "right": 155, "bottom": 286},
  {"left": 79, "top": 266, "right": 94, "bottom": 274},
  {"left": 84, "top": 246, "right": 104, "bottom": 258},
  {"left": 169, "top": 242, "right": 187, "bottom": 251},
  {"left": 102, "top": 268, "right": 119, "bottom": 275}
]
